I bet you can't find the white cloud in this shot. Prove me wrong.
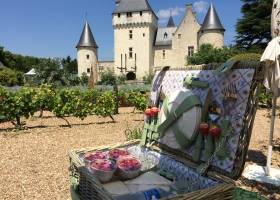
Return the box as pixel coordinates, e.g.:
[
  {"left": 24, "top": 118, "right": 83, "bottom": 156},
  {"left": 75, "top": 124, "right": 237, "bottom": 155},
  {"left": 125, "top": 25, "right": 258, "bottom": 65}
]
[
  {"left": 157, "top": 6, "right": 185, "bottom": 19},
  {"left": 193, "top": 1, "right": 209, "bottom": 14}
]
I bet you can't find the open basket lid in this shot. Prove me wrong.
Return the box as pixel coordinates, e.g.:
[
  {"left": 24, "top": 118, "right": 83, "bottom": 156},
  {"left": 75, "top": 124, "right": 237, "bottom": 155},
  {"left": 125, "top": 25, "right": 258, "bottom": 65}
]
[{"left": 148, "top": 62, "right": 264, "bottom": 180}]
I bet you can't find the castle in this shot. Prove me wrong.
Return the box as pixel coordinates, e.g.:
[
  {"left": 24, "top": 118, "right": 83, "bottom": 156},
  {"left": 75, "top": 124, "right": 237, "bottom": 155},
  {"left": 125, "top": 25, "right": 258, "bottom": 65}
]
[{"left": 76, "top": 0, "right": 225, "bottom": 80}]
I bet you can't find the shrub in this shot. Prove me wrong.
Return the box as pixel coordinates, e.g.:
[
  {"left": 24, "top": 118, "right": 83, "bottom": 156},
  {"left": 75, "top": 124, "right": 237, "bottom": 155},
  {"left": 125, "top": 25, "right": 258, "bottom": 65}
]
[
  {"left": 0, "top": 68, "right": 23, "bottom": 87},
  {"left": 99, "top": 70, "right": 116, "bottom": 85},
  {"left": 116, "top": 75, "right": 126, "bottom": 85},
  {"left": 0, "top": 87, "right": 37, "bottom": 127},
  {"left": 126, "top": 91, "right": 148, "bottom": 112},
  {"left": 188, "top": 44, "right": 240, "bottom": 65},
  {"left": 93, "top": 91, "right": 116, "bottom": 121},
  {"left": 33, "top": 84, "right": 56, "bottom": 116},
  {"left": 143, "top": 74, "right": 155, "bottom": 84},
  {"left": 80, "top": 73, "right": 89, "bottom": 86},
  {"left": 229, "top": 53, "right": 262, "bottom": 62}
]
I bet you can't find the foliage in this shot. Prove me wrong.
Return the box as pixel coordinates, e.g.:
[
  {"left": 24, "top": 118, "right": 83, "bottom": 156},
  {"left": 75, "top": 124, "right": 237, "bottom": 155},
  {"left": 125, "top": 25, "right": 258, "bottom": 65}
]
[
  {"left": 0, "top": 87, "right": 37, "bottom": 127},
  {"left": 125, "top": 128, "right": 142, "bottom": 141},
  {"left": 236, "top": 0, "right": 273, "bottom": 50},
  {"left": 93, "top": 91, "right": 116, "bottom": 120},
  {"left": 125, "top": 91, "right": 148, "bottom": 112},
  {"left": 229, "top": 53, "right": 262, "bottom": 62},
  {"left": 116, "top": 75, "right": 126, "bottom": 85},
  {"left": 143, "top": 74, "right": 155, "bottom": 84},
  {"left": 187, "top": 44, "right": 240, "bottom": 65},
  {"left": 0, "top": 86, "right": 118, "bottom": 128},
  {"left": 258, "top": 85, "right": 273, "bottom": 108},
  {"left": 98, "top": 70, "right": 116, "bottom": 85},
  {"left": 33, "top": 84, "right": 56, "bottom": 113},
  {"left": 61, "top": 56, "right": 78, "bottom": 74},
  {"left": 80, "top": 73, "right": 89, "bottom": 86},
  {"left": 0, "top": 68, "right": 24, "bottom": 86}
]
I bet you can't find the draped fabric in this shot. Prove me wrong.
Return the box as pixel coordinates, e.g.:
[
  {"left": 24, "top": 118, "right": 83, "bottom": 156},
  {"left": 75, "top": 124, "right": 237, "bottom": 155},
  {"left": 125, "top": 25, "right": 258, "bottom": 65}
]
[{"left": 261, "top": 37, "right": 280, "bottom": 96}]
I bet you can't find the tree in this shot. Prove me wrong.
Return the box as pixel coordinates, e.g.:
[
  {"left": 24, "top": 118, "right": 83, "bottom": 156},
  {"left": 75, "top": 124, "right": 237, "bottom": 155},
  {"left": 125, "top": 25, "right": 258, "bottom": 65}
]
[
  {"left": 236, "top": 0, "right": 273, "bottom": 50},
  {"left": 62, "top": 56, "right": 78, "bottom": 74},
  {"left": 187, "top": 44, "right": 240, "bottom": 65},
  {"left": 34, "top": 58, "right": 63, "bottom": 85}
]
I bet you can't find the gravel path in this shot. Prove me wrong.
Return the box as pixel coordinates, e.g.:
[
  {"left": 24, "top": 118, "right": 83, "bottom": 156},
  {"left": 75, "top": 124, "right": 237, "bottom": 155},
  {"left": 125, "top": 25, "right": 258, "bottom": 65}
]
[{"left": 0, "top": 107, "right": 279, "bottom": 200}]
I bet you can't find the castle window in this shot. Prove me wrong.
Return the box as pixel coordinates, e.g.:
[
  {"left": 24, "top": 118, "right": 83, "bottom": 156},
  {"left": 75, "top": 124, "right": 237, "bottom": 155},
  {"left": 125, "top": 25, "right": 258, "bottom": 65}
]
[
  {"left": 164, "top": 32, "right": 168, "bottom": 39},
  {"left": 129, "top": 30, "right": 133, "bottom": 39},
  {"left": 140, "top": 11, "right": 143, "bottom": 16},
  {"left": 86, "top": 54, "right": 90, "bottom": 59},
  {"left": 178, "top": 34, "right": 182, "bottom": 39},
  {"left": 143, "top": 33, "right": 145, "bottom": 37},
  {"left": 129, "top": 47, "right": 133, "bottom": 58},
  {"left": 127, "top": 12, "right": 132, "bottom": 17},
  {"left": 188, "top": 46, "right": 194, "bottom": 57},
  {"left": 163, "top": 50, "right": 166, "bottom": 59},
  {"left": 118, "top": 13, "right": 121, "bottom": 18},
  {"left": 87, "top": 68, "right": 91, "bottom": 73}
]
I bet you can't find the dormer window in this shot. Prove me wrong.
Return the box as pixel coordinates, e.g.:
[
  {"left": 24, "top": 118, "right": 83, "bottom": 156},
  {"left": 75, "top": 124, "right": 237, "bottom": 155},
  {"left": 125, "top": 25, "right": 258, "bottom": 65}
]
[
  {"left": 86, "top": 54, "right": 90, "bottom": 60},
  {"left": 140, "top": 11, "right": 143, "bottom": 16},
  {"left": 118, "top": 13, "right": 121, "bottom": 18},
  {"left": 164, "top": 32, "right": 168, "bottom": 39},
  {"left": 127, "top": 12, "right": 132, "bottom": 17}
]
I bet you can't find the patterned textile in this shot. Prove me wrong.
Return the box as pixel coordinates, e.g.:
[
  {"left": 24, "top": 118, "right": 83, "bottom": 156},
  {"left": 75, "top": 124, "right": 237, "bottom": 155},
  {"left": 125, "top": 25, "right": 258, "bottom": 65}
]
[
  {"left": 150, "top": 69, "right": 255, "bottom": 173},
  {"left": 127, "top": 146, "right": 219, "bottom": 192}
]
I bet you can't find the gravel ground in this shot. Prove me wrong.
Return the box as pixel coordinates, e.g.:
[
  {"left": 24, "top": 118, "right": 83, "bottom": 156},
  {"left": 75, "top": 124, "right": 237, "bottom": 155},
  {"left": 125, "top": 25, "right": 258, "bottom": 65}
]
[{"left": 0, "top": 107, "right": 279, "bottom": 200}]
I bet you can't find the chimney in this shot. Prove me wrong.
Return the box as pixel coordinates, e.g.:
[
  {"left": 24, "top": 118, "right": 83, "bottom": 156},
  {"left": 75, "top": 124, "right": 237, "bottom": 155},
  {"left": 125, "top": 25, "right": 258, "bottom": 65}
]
[{"left": 186, "top": 4, "right": 193, "bottom": 13}]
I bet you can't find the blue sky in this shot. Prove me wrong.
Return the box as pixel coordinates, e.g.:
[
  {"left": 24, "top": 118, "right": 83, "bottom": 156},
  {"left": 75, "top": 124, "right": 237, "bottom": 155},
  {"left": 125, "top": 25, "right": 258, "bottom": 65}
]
[{"left": 0, "top": 0, "right": 242, "bottom": 61}]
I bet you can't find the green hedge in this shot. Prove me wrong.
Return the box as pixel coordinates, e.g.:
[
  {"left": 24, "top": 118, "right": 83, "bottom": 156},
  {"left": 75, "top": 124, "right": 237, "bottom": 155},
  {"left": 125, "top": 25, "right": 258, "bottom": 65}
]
[{"left": 229, "top": 53, "right": 261, "bottom": 62}]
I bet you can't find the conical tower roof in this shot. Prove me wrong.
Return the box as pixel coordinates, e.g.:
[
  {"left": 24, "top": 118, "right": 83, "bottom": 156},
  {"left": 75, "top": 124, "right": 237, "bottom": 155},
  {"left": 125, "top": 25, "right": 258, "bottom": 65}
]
[
  {"left": 167, "top": 15, "right": 175, "bottom": 27},
  {"left": 76, "top": 21, "right": 98, "bottom": 48},
  {"left": 200, "top": 4, "right": 225, "bottom": 32}
]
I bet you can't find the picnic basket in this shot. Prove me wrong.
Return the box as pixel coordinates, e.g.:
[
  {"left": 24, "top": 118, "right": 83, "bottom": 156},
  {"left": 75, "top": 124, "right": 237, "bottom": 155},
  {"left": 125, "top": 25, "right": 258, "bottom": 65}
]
[{"left": 69, "top": 61, "right": 264, "bottom": 200}]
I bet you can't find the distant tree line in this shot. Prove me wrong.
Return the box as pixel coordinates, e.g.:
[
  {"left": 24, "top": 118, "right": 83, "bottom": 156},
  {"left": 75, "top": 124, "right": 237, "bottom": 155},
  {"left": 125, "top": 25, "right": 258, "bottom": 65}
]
[{"left": 0, "top": 45, "right": 85, "bottom": 87}]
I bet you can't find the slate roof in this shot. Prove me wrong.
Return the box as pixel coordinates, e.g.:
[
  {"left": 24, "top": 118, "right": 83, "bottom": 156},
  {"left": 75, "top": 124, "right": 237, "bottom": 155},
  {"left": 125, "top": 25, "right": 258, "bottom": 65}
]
[
  {"left": 113, "top": 0, "right": 157, "bottom": 18},
  {"left": 167, "top": 16, "right": 175, "bottom": 27},
  {"left": 155, "top": 27, "right": 177, "bottom": 46},
  {"left": 76, "top": 21, "right": 98, "bottom": 48},
  {"left": 200, "top": 4, "right": 225, "bottom": 31}
]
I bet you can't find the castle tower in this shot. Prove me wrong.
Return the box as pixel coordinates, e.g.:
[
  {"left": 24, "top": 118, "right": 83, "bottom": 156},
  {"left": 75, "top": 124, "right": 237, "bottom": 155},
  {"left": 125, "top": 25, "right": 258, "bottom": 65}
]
[
  {"left": 76, "top": 21, "right": 98, "bottom": 77},
  {"left": 112, "top": 0, "right": 158, "bottom": 80},
  {"left": 198, "top": 4, "right": 225, "bottom": 48}
]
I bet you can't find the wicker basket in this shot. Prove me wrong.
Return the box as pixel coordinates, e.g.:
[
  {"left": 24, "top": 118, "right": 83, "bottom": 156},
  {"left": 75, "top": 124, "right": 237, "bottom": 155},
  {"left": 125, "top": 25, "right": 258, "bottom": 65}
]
[{"left": 68, "top": 62, "right": 264, "bottom": 200}]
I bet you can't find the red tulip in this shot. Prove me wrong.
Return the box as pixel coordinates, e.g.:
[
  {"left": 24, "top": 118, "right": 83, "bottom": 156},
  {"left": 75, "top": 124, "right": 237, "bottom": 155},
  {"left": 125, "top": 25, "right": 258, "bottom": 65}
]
[
  {"left": 150, "top": 107, "right": 160, "bottom": 117},
  {"left": 210, "top": 126, "right": 221, "bottom": 138},
  {"left": 199, "top": 123, "right": 210, "bottom": 136},
  {"left": 145, "top": 108, "right": 152, "bottom": 116}
]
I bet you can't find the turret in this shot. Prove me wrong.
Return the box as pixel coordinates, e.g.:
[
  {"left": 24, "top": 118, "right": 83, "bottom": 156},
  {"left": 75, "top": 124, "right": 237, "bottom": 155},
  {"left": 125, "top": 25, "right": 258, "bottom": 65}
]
[
  {"left": 198, "top": 4, "right": 225, "bottom": 48},
  {"left": 167, "top": 15, "right": 175, "bottom": 28},
  {"left": 76, "top": 21, "right": 98, "bottom": 79}
]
